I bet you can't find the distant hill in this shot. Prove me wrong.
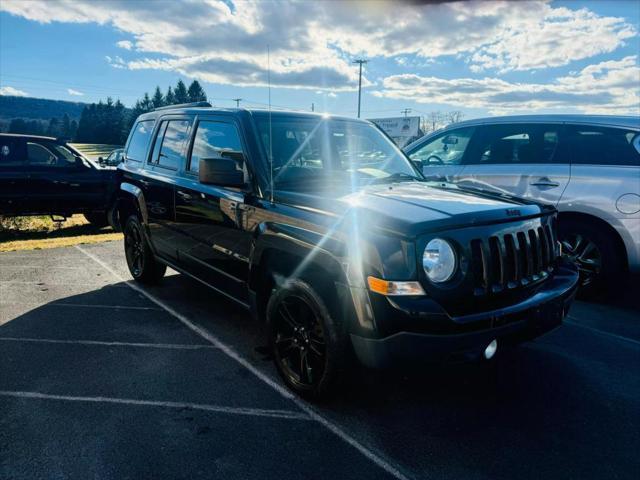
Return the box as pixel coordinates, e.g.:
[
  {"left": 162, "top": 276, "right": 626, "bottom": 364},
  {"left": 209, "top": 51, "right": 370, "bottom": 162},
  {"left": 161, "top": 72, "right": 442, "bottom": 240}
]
[{"left": 0, "top": 95, "right": 87, "bottom": 121}]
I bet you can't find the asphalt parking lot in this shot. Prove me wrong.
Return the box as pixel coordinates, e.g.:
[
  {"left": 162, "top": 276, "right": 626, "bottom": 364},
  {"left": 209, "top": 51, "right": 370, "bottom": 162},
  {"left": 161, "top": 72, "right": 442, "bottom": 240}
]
[{"left": 1, "top": 241, "right": 639, "bottom": 480}]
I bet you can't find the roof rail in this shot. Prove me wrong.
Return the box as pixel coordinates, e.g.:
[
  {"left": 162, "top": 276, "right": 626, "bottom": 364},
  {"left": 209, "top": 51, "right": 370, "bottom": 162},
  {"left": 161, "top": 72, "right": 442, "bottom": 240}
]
[{"left": 153, "top": 101, "right": 212, "bottom": 111}]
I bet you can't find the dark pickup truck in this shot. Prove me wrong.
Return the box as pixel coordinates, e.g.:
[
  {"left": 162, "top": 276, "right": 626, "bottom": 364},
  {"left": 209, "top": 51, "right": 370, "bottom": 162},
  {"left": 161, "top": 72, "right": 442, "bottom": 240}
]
[
  {"left": 0, "top": 133, "right": 117, "bottom": 226},
  {"left": 115, "top": 103, "right": 579, "bottom": 398}
]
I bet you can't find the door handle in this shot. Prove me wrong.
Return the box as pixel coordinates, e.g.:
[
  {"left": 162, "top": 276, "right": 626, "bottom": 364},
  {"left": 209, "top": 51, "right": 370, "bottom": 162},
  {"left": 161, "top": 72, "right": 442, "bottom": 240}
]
[
  {"left": 530, "top": 177, "right": 560, "bottom": 188},
  {"left": 177, "top": 190, "right": 192, "bottom": 201}
]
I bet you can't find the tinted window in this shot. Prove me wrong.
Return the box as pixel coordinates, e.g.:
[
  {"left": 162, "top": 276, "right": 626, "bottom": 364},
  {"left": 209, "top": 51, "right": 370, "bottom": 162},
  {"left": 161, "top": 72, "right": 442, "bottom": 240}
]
[
  {"left": 0, "top": 138, "right": 26, "bottom": 166},
  {"left": 155, "top": 120, "right": 191, "bottom": 170},
  {"left": 467, "top": 124, "right": 561, "bottom": 165},
  {"left": 126, "top": 120, "right": 155, "bottom": 162},
  {"left": 189, "top": 121, "right": 244, "bottom": 173},
  {"left": 565, "top": 126, "right": 639, "bottom": 166},
  {"left": 409, "top": 127, "right": 474, "bottom": 167},
  {"left": 26, "top": 141, "right": 77, "bottom": 167}
]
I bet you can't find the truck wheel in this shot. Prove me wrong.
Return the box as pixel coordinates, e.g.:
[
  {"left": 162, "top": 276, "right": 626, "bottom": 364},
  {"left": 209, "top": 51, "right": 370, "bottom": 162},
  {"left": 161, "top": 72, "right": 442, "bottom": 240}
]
[
  {"left": 84, "top": 212, "right": 109, "bottom": 228},
  {"left": 267, "top": 278, "right": 348, "bottom": 400},
  {"left": 123, "top": 215, "right": 166, "bottom": 284},
  {"left": 559, "top": 218, "right": 622, "bottom": 298}
]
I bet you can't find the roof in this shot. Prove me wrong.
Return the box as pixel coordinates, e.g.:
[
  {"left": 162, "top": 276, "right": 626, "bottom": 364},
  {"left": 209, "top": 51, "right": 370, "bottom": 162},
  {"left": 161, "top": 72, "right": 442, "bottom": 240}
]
[
  {"left": 136, "top": 107, "right": 365, "bottom": 124},
  {"left": 450, "top": 114, "right": 640, "bottom": 130},
  {"left": 0, "top": 133, "right": 59, "bottom": 141}
]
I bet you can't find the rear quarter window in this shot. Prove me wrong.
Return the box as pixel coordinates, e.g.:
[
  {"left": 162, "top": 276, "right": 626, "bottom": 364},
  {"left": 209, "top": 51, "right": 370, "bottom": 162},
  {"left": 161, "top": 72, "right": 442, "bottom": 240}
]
[
  {"left": 125, "top": 120, "right": 155, "bottom": 162},
  {"left": 566, "top": 126, "right": 640, "bottom": 166}
]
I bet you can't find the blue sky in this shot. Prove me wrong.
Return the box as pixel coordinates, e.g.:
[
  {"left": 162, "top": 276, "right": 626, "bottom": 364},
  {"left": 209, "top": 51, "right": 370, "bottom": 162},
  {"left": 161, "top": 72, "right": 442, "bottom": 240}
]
[{"left": 1, "top": 0, "right": 638, "bottom": 121}]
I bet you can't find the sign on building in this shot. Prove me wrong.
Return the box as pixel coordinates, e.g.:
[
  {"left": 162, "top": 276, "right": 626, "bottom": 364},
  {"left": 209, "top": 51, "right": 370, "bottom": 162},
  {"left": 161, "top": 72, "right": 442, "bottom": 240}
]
[{"left": 368, "top": 116, "right": 421, "bottom": 146}]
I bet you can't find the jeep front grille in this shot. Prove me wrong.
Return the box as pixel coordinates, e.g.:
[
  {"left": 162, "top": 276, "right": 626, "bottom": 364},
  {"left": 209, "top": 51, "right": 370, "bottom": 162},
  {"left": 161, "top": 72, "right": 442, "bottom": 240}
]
[{"left": 469, "top": 225, "right": 556, "bottom": 296}]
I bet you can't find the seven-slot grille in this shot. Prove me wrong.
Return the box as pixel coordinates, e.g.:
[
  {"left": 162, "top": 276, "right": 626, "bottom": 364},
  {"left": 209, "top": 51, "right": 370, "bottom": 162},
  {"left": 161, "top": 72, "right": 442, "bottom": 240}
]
[{"left": 469, "top": 224, "right": 556, "bottom": 296}]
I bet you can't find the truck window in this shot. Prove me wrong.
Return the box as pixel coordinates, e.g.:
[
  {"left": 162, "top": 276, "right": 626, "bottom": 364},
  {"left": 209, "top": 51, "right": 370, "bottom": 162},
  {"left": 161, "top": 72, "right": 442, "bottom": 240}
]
[
  {"left": 154, "top": 120, "right": 191, "bottom": 170},
  {"left": 126, "top": 120, "right": 155, "bottom": 162},
  {"left": 189, "top": 121, "right": 244, "bottom": 174},
  {"left": 0, "top": 138, "right": 26, "bottom": 167}
]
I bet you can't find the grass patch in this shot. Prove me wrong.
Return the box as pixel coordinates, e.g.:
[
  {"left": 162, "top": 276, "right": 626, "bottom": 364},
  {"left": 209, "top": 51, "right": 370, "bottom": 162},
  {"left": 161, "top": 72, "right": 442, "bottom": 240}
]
[{"left": 0, "top": 215, "right": 123, "bottom": 252}]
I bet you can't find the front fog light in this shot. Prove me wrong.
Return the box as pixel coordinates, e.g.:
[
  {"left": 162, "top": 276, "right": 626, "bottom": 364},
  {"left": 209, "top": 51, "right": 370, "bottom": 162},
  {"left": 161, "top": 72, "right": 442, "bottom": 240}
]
[{"left": 423, "top": 238, "right": 456, "bottom": 283}]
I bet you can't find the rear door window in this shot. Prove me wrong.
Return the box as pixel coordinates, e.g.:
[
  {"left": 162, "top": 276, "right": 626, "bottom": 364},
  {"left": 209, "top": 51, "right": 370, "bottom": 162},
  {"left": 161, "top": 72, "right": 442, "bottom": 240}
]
[
  {"left": 125, "top": 120, "right": 155, "bottom": 162},
  {"left": 564, "top": 126, "right": 640, "bottom": 166},
  {"left": 152, "top": 119, "right": 191, "bottom": 170},
  {"left": 466, "top": 124, "right": 562, "bottom": 165}
]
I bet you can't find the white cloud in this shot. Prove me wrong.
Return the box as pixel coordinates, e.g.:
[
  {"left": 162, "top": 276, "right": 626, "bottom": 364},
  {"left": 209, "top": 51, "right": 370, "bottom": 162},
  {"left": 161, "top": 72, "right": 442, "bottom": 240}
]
[
  {"left": 116, "top": 40, "right": 133, "bottom": 50},
  {"left": 0, "top": 0, "right": 636, "bottom": 92},
  {"left": 67, "top": 88, "right": 84, "bottom": 96},
  {"left": 0, "top": 86, "right": 29, "bottom": 96},
  {"left": 375, "top": 56, "right": 640, "bottom": 115}
]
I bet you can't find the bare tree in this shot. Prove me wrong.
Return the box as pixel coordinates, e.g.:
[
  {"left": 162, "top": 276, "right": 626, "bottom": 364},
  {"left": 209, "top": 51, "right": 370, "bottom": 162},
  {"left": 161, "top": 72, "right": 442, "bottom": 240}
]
[{"left": 445, "top": 110, "right": 464, "bottom": 125}]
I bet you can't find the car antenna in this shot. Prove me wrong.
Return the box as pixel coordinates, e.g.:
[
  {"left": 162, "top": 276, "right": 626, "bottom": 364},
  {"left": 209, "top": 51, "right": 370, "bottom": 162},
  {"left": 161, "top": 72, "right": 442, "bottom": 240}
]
[{"left": 267, "top": 45, "right": 274, "bottom": 204}]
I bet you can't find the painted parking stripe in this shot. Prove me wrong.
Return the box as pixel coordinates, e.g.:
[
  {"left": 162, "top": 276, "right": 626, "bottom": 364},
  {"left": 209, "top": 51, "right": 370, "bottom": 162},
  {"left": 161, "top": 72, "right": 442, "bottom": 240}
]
[
  {"left": 50, "top": 303, "right": 162, "bottom": 311},
  {"left": 0, "top": 337, "right": 217, "bottom": 350},
  {"left": 0, "top": 390, "right": 311, "bottom": 421},
  {"left": 566, "top": 317, "right": 640, "bottom": 347},
  {"left": 76, "top": 245, "right": 413, "bottom": 480}
]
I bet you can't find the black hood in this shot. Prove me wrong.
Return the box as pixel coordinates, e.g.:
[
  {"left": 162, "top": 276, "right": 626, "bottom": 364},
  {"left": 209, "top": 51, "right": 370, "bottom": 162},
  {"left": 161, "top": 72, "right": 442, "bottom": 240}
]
[{"left": 281, "top": 181, "right": 550, "bottom": 238}]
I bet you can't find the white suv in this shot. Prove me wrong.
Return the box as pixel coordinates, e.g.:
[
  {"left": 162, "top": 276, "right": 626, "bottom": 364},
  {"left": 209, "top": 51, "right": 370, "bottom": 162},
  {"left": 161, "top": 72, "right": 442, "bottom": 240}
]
[{"left": 405, "top": 115, "right": 640, "bottom": 294}]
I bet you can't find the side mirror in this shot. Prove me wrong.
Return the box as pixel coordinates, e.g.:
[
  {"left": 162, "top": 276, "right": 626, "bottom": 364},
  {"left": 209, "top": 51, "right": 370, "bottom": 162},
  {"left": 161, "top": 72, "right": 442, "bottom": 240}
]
[
  {"left": 199, "top": 157, "right": 244, "bottom": 187},
  {"left": 75, "top": 157, "right": 85, "bottom": 168}
]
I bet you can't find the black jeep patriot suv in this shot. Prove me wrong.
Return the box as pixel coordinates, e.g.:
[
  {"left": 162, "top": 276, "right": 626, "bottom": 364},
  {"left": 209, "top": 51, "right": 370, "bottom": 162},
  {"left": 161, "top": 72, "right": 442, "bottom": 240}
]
[
  {"left": 0, "top": 133, "right": 117, "bottom": 226},
  {"left": 116, "top": 103, "right": 579, "bottom": 398}
]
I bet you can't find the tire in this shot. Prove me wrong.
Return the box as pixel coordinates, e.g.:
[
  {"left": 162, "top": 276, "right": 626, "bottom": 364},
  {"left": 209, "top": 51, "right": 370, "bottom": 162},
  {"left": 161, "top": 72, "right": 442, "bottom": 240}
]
[
  {"left": 123, "top": 215, "right": 166, "bottom": 284},
  {"left": 84, "top": 212, "right": 109, "bottom": 228},
  {"left": 267, "top": 278, "right": 348, "bottom": 400},
  {"left": 558, "top": 218, "right": 623, "bottom": 298}
]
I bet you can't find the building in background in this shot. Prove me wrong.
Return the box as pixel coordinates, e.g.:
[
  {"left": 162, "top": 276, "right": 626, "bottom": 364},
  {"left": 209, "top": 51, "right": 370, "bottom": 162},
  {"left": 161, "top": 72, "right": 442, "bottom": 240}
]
[{"left": 369, "top": 116, "right": 423, "bottom": 147}]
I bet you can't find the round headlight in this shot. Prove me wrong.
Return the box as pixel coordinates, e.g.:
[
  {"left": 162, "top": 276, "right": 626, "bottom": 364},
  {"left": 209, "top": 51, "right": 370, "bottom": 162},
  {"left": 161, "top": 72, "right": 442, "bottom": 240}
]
[{"left": 423, "top": 238, "right": 457, "bottom": 283}]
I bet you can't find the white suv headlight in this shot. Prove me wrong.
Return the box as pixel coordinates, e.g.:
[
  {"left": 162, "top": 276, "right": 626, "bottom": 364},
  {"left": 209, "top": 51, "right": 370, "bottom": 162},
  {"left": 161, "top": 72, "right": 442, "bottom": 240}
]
[{"left": 423, "top": 238, "right": 457, "bottom": 283}]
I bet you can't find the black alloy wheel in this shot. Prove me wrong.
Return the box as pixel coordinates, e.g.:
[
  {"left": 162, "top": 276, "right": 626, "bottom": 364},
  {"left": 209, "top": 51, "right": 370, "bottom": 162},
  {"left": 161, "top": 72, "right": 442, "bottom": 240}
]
[
  {"left": 124, "top": 215, "right": 166, "bottom": 284},
  {"left": 267, "top": 279, "right": 347, "bottom": 399}
]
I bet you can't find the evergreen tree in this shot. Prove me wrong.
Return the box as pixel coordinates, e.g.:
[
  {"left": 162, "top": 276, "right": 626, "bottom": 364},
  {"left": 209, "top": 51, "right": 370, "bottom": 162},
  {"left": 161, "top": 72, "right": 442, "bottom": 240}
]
[
  {"left": 69, "top": 120, "right": 78, "bottom": 141},
  {"left": 152, "top": 86, "right": 164, "bottom": 108},
  {"left": 187, "top": 80, "right": 207, "bottom": 102},
  {"left": 46, "top": 117, "right": 61, "bottom": 137},
  {"left": 61, "top": 113, "right": 71, "bottom": 139},
  {"left": 165, "top": 86, "right": 176, "bottom": 105},
  {"left": 8, "top": 118, "right": 27, "bottom": 134},
  {"left": 174, "top": 80, "right": 188, "bottom": 103}
]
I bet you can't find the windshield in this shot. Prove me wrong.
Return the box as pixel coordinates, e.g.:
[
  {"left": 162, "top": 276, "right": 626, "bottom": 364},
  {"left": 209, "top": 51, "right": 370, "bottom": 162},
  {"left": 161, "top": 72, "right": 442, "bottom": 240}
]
[{"left": 255, "top": 116, "right": 420, "bottom": 192}]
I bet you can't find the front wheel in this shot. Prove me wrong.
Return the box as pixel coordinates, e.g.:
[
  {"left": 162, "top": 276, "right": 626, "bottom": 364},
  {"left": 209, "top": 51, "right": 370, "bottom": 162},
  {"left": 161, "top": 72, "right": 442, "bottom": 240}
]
[
  {"left": 123, "top": 215, "right": 166, "bottom": 284},
  {"left": 267, "top": 279, "right": 348, "bottom": 400},
  {"left": 559, "top": 219, "right": 623, "bottom": 297}
]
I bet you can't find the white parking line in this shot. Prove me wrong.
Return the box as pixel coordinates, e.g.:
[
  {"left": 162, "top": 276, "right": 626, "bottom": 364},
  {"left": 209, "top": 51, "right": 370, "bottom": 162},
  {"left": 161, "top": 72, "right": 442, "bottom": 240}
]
[
  {"left": 75, "top": 245, "right": 412, "bottom": 480},
  {"left": 50, "top": 303, "right": 162, "bottom": 311},
  {"left": 0, "top": 390, "right": 311, "bottom": 421},
  {"left": 566, "top": 317, "right": 640, "bottom": 347},
  {"left": 0, "top": 337, "right": 217, "bottom": 350}
]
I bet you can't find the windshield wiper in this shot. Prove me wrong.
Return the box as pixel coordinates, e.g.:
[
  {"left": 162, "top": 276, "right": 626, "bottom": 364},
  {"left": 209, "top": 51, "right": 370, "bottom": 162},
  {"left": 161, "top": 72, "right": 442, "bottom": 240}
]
[{"left": 370, "top": 172, "right": 421, "bottom": 184}]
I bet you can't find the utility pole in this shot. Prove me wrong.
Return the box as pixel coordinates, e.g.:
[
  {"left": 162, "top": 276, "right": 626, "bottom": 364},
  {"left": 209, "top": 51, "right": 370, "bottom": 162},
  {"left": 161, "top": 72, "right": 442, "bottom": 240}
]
[
  {"left": 311, "top": 102, "right": 314, "bottom": 112},
  {"left": 232, "top": 98, "right": 242, "bottom": 108},
  {"left": 401, "top": 108, "right": 412, "bottom": 117},
  {"left": 353, "top": 59, "right": 368, "bottom": 118}
]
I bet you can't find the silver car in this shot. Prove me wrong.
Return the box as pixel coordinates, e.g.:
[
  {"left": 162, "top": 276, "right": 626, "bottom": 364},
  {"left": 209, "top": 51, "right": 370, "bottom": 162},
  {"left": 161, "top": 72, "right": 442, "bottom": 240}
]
[{"left": 405, "top": 115, "right": 640, "bottom": 294}]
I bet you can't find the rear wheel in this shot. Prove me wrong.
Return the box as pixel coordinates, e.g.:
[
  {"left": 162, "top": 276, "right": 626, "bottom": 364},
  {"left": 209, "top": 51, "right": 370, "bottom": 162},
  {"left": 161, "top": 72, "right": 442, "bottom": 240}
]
[
  {"left": 267, "top": 279, "right": 348, "bottom": 400},
  {"left": 123, "top": 215, "right": 166, "bottom": 284},
  {"left": 559, "top": 218, "right": 623, "bottom": 297}
]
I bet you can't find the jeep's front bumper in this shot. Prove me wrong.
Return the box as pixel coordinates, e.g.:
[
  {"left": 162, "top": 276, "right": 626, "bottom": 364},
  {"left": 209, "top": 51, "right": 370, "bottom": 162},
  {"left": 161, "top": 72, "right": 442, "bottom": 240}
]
[{"left": 349, "top": 261, "right": 579, "bottom": 368}]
